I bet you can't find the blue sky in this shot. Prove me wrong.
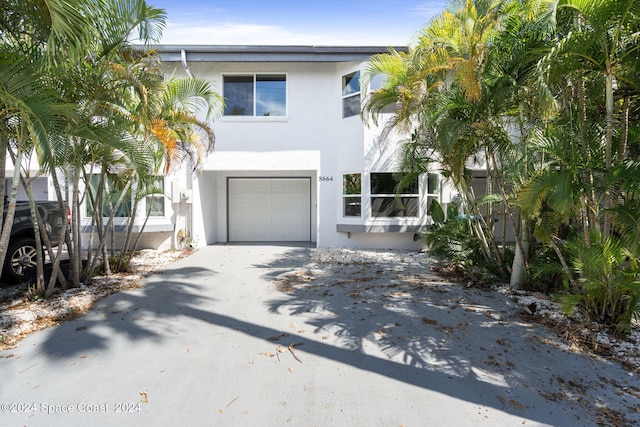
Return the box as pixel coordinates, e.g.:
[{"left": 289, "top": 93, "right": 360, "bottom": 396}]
[{"left": 149, "top": 0, "right": 447, "bottom": 46}]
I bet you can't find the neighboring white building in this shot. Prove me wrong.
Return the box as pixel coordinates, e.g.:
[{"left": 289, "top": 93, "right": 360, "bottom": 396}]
[{"left": 149, "top": 45, "right": 454, "bottom": 250}]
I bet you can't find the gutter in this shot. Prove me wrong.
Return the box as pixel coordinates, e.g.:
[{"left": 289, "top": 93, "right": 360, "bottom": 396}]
[{"left": 181, "top": 49, "right": 194, "bottom": 78}]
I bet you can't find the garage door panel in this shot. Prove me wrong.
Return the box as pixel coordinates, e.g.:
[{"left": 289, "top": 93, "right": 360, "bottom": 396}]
[
  {"left": 289, "top": 180, "right": 308, "bottom": 192},
  {"left": 270, "top": 195, "right": 290, "bottom": 209},
  {"left": 229, "top": 196, "right": 256, "bottom": 209},
  {"left": 270, "top": 180, "right": 290, "bottom": 192},
  {"left": 229, "top": 178, "right": 311, "bottom": 242},
  {"left": 288, "top": 198, "right": 307, "bottom": 208},
  {"left": 235, "top": 212, "right": 269, "bottom": 225}
]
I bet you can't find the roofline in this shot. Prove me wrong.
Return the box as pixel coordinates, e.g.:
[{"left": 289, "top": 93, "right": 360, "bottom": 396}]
[{"left": 148, "top": 44, "right": 408, "bottom": 63}]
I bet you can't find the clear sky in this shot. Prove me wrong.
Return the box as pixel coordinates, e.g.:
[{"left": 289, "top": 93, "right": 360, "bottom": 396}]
[{"left": 148, "top": 0, "right": 447, "bottom": 46}]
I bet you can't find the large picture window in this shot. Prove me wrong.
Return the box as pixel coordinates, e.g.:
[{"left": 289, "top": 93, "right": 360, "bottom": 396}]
[
  {"left": 343, "top": 173, "right": 361, "bottom": 217},
  {"left": 223, "top": 74, "right": 286, "bottom": 117},
  {"left": 342, "top": 71, "right": 361, "bottom": 118},
  {"left": 370, "top": 173, "right": 419, "bottom": 217}
]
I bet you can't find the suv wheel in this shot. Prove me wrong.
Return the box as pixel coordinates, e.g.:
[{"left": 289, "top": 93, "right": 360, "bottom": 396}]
[{"left": 2, "top": 237, "right": 38, "bottom": 284}]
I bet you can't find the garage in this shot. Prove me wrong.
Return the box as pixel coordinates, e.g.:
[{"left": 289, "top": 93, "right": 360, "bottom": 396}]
[{"left": 228, "top": 178, "right": 311, "bottom": 241}]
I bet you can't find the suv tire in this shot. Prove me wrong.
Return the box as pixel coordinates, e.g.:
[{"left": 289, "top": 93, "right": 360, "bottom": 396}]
[{"left": 2, "top": 237, "right": 38, "bottom": 284}]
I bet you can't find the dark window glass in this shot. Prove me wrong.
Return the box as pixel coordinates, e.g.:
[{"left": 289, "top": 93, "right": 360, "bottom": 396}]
[
  {"left": 343, "top": 71, "right": 360, "bottom": 96},
  {"left": 344, "top": 197, "right": 362, "bottom": 217},
  {"left": 370, "top": 173, "right": 419, "bottom": 217},
  {"left": 343, "top": 94, "right": 361, "bottom": 118},
  {"left": 428, "top": 173, "right": 439, "bottom": 194},
  {"left": 343, "top": 173, "right": 361, "bottom": 195},
  {"left": 86, "top": 174, "right": 131, "bottom": 218},
  {"left": 223, "top": 75, "right": 254, "bottom": 116},
  {"left": 342, "top": 71, "right": 361, "bottom": 118},
  {"left": 256, "top": 75, "right": 286, "bottom": 116},
  {"left": 343, "top": 173, "right": 361, "bottom": 217},
  {"left": 371, "top": 197, "right": 418, "bottom": 217},
  {"left": 371, "top": 173, "right": 418, "bottom": 195}
]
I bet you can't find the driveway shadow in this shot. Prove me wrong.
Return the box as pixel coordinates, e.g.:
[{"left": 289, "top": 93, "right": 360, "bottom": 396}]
[
  {"left": 38, "top": 265, "right": 217, "bottom": 357},
  {"left": 30, "top": 246, "right": 639, "bottom": 426},
  {"left": 261, "top": 248, "right": 640, "bottom": 426}
]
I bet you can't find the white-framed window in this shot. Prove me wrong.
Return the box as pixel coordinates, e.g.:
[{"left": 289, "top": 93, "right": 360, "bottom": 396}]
[
  {"left": 223, "top": 74, "right": 286, "bottom": 117},
  {"left": 370, "top": 173, "right": 419, "bottom": 217},
  {"left": 342, "top": 173, "right": 361, "bottom": 217},
  {"left": 342, "top": 71, "right": 361, "bottom": 118},
  {"left": 145, "top": 176, "right": 165, "bottom": 217},
  {"left": 426, "top": 173, "right": 440, "bottom": 215},
  {"left": 85, "top": 174, "right": 131, "bottom": 218}
]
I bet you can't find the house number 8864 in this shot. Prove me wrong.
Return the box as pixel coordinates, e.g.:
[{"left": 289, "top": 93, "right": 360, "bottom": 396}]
[{"left": 319, "top": 176, "right": 333, "bottom": 182}]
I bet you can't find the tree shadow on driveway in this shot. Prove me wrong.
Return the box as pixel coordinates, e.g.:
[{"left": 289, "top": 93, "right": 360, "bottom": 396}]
[
  {"left": 26, "top": 245, "right": 640, "bottom": 426},
  {"left": 262, "top": 248, "right": 640, "bottom": 426}
]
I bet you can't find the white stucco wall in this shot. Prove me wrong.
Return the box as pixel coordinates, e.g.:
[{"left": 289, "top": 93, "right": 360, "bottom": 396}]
[{"left": 161, "top": 56, "right": 433, "bottom": 250}]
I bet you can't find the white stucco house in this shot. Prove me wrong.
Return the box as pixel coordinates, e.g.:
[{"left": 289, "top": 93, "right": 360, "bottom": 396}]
[
  {"left": 145, "top": 44, "right": 457, "bottom": 250},
  {"left": 7, "top": 45, "right": 459, "bottom": 251}
]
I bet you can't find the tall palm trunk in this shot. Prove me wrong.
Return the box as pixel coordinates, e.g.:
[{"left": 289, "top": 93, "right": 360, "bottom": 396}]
[
  {"left": 618, "top": 97, "right": 629, "bottom": 164},
  {"left": 86, "top": 179, "right": 133, "bottom": 279},
  {"left": 510, "top": 216, "right": 529, "bottom": 288},
  {"left": 572, "top": 11, "right": 597, "bottom": 247},
  {"left": 0, "top": 150, "right": 24, "bottom": 274},
  {"left": 24, "top": 180, "right": 46, "bottom": 291},
  {"left": 71, "top": 165, "right": 82, "bottom": 286},
  {"left": 117, "top": 198, "right": 138, "bottom": 271},
  {"left": 46, "top": 167, "right": 72, "bottom": 289},
  {"left": 603, "top": 70, "right": 615, "bottom": 238},
  {"left": 0, "top": 134, "right": 6, "bottom": 222}
]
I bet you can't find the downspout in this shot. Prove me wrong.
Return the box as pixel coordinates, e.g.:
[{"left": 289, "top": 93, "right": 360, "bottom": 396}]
[
  {"left": 180, "top": 49, "right": 194, "bottom": 248},
  {"left": 181, "top": 49, "right": 194, "bottom": 78}
]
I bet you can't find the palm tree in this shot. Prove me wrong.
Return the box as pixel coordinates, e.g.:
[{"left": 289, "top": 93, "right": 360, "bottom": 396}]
[
  {"left": 0, "top": 0, "right": 99, "bottom": 288},
  {"left": 109, "top": 74, "right": 223, "bottom": 273},
  {"left": 543, "top": 0, "right": 640, "bottom": 237},
  {"left": 0, "top": 1, "right": 167, "bottom": 290},
  {"left": 148, "top": 77, "right": 222, "bottom": 175},
  {"left": 363, "top": 0, "right": 561, "bottom": 286},
  {"left": 363, "top": 0, "right": 506, "bottom": 266}
]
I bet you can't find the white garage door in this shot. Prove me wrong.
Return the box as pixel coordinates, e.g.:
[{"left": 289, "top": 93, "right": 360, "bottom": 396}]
[{"left": 228, "top": 178, "right": 311, "bottom": 241}]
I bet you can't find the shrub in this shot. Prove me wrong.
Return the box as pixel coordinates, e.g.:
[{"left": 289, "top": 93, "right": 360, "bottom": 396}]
[{"left": 556, "top": 230, "right": 640, "bottom": 334}]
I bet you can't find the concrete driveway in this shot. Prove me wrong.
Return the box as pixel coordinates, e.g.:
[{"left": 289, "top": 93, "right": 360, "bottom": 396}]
[{"left": 1, "top": 244, "right": 638, "bottom": 426}]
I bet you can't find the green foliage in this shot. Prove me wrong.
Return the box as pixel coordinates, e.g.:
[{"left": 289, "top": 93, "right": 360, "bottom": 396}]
[
  {"left": 421, "top": 215, "right": 478, "bottom": 273},
  {"left": 362, "top": 0, "right": 640, "bottom": 333},
  {"left": 429, "top": 198, "right": 445, "bottom": 224},
  {"left": 418, "top": 199, "right": 511, "bottom": 283},
  {"left": 558, "top": 230, "right": 640, "bottom": 334}
]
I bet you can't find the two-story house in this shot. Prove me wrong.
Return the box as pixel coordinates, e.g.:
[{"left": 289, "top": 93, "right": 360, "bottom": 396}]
[
  {"left": 2, "top": 45, "right": 508, "bottom": 254},
  {"left": 149, "top": 44, "right": 452, "bottom": 250}
]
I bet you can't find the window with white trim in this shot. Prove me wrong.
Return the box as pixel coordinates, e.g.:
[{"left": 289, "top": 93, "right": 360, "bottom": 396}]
[
  {"left": 370, "top": 173, "right": 419, "bottom": 217},
  {"left": 223, "top": 74, "right": 286, "bottom": 117},
  {"left": 426, "top": 173, "right": 440, "bottom": 215},
  {"left": 146, "top": 176, "right": 165, "bottom": 217},
  {"left": 342, "top": 71, "right": 361, "bottom": 118},
  {"left": 86, "top": 174, "right": 131, "bottom": 218},
  {"left": 342, "top": 173, "right": 361, "bottom": 217}
]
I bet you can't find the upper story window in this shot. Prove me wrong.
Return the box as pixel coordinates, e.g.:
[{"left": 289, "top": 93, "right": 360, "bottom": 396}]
[
  {"left": 342, "top": 71, "right": 361, "bottom": 118},
  {"left": 370, "top": 173, "right": 419, "bottom": 217},
  {"left": 223, "top": 74, "right": 286, "bottom": 117}
]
